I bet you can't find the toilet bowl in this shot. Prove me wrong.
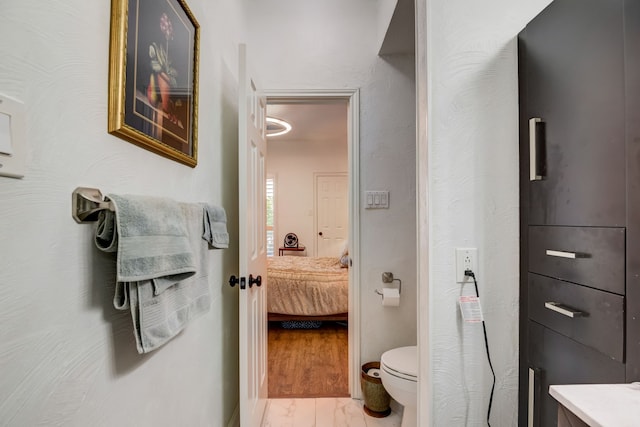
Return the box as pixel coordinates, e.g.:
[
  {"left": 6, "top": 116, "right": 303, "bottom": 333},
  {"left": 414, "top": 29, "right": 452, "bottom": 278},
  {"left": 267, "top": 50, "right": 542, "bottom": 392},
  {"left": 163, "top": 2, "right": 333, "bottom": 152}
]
[{"left": 380, "top": 346, "right": 417, "bottom": 427}]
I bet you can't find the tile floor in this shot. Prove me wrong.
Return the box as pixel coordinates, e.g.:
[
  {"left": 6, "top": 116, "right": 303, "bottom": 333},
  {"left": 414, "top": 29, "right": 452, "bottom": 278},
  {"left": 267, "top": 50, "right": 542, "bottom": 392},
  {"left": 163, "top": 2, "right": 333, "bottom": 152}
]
[{"left": 262, "top": 398, "right": 403, "bottom": 427}]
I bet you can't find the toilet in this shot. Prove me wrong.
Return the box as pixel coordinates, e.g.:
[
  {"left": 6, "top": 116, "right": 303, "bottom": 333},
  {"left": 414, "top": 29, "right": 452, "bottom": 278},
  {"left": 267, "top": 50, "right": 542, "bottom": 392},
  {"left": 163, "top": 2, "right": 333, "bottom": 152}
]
[{"left": 380, "top": 346, "right": 418, "bottom": 427}]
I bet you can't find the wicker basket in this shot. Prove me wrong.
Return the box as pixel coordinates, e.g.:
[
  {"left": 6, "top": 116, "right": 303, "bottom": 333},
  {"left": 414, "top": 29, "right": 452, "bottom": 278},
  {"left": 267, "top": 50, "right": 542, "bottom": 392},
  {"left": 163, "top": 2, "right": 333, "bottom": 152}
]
[{"left": 360, "top": 361, "right": 391, "bottom": 417}]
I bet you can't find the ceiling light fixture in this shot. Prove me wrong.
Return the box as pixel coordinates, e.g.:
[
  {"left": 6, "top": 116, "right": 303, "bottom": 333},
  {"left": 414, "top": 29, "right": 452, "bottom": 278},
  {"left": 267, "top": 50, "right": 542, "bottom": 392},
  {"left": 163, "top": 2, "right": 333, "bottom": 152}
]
[{"left": 266, "top": 117, "right": 292, "bottom": 137}]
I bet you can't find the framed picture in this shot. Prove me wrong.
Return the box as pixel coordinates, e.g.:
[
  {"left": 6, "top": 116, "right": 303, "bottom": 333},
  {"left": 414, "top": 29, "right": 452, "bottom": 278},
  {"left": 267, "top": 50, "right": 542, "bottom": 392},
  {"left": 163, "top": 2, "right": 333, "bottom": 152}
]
[{"left": 108, "top": 0, "right": 200, "bottom": 167}]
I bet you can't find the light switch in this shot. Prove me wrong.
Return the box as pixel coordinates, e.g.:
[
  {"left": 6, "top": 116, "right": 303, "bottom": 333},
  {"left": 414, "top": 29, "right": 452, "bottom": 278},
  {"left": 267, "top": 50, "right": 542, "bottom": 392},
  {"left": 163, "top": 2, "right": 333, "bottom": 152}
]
[
  {"left": 365, "top": 191, "right": 390, "bottom": 209},
  {"left": 0, "top": 112, "right": 12, "bottom": 155},
  {"left": 0, "top": 94, "right": 27, "bottom": 179}
]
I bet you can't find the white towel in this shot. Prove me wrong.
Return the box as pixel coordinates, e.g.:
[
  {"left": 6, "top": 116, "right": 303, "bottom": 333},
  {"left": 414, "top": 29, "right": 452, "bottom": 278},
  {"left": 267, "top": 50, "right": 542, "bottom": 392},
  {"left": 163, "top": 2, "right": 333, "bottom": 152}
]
[{"left": 95, "top": 196, "right": 211, "bottom": 353}]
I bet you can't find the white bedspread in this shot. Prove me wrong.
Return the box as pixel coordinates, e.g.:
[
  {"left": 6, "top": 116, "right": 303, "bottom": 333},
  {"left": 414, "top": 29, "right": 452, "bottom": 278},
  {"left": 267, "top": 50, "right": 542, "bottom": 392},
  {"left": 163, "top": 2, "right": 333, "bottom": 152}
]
[{"left": 267, "top": 256, "right": 348, "bottom": 316}]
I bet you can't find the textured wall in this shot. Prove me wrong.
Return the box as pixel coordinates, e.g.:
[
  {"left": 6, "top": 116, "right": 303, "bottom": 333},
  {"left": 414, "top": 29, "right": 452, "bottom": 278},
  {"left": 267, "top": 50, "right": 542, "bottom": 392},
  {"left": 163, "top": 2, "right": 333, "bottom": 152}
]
[
  {"left": 267, "top": 138, "right": 348, "bottom": 258},
  {"left": 378, "top": 0, "right": 401, "bottom": 50},
  {"left": 0, "top": 1, "right": 244, "bottom": 425},
  {"left": 245, "top": 0, "right": 418, "bottom": 364},
  {"left": 422, "top": 0, "right": 552, "bottom": 425}
]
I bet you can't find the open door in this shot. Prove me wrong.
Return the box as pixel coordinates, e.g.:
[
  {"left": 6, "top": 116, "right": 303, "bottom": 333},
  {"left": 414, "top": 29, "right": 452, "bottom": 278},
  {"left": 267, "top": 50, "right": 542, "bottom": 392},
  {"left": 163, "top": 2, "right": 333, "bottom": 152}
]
[{"left": 238, "top": 43, "right": 268, "bottom": 426}]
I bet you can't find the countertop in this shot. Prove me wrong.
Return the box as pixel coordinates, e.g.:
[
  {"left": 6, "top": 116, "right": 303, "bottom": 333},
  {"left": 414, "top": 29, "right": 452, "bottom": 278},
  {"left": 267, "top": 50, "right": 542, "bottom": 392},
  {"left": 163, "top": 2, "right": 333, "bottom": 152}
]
[{"left": 549, "top": 383, "right": 640, "bottom": 427}]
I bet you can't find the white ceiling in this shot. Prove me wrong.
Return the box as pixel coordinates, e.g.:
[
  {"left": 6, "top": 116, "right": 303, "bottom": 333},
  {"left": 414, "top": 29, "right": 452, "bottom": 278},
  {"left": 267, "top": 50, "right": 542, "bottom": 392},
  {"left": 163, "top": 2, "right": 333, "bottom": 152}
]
[{"left": 266, "top": 101, "right": 348, "bottom": 143}]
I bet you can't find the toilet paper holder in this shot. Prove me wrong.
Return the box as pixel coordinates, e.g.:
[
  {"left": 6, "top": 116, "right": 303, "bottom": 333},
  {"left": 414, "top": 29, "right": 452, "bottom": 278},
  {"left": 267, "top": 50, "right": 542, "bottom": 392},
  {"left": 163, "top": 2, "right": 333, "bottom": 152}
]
[{"left": 375, "top": 272, "right": 402, "bottom": 296}]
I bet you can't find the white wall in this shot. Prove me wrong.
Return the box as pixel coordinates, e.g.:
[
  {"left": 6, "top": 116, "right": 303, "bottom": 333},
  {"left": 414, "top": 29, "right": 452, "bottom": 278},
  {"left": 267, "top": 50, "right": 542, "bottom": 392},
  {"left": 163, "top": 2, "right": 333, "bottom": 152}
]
[
  {"left": 3, "top": 0, "right": 564, "bottom": 423},
  {"left": 267, "top": 139, "right": 347, "bottom": 258},
  {"left": 246, "top": 0, "right": 417, "bottom": 363},
  {"left": 377, "top": 0, "right": 401, "bottom": 50},
  {"left": 421, "top": 0, "right": 552, "bottom": 425},
  {"left": 0, "top": 1, "right": 244, "bottom": 425}
]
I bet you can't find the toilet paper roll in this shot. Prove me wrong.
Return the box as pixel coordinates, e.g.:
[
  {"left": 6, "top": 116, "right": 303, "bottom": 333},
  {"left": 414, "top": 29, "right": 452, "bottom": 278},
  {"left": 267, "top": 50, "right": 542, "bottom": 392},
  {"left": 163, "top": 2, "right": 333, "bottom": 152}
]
[
  {"left": 367, "top": 368, "right": 381, "bottom": 378},
  {"left": 382, "top": 288, "right": 400, "bottom": 307}
]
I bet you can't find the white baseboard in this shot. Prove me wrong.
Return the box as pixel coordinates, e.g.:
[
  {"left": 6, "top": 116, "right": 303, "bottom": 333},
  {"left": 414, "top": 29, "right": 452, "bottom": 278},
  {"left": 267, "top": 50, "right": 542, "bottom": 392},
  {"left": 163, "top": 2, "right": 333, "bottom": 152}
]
[{"left": 227, "top": 404, "right": 240, "bottom": 427}]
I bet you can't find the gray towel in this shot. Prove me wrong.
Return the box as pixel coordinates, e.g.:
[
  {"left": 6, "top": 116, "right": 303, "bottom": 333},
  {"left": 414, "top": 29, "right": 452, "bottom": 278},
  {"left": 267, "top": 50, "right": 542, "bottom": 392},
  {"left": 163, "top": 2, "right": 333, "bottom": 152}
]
[
  {"left": 96, "top": 194, "right": 196, "bottom": 294},
  {"left": 95, "top": 195, "right": 211, "bottom": 353},
  {"left": 202, "top": 203, "right": 229, "bottom": 249}
]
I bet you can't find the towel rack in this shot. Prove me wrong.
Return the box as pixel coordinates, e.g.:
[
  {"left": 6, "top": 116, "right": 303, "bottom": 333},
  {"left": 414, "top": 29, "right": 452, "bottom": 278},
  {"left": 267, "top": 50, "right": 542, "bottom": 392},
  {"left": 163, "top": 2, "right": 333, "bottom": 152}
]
[{"left": 72, "top": 187, "right": 114, "bottom": 223}]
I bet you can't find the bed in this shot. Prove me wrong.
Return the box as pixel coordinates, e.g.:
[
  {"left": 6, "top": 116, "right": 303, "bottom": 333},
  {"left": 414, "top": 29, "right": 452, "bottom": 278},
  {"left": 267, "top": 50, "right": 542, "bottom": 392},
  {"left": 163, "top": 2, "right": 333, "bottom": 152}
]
[{"left": 267, "top": 256, "right": 349, "bottom": 322}]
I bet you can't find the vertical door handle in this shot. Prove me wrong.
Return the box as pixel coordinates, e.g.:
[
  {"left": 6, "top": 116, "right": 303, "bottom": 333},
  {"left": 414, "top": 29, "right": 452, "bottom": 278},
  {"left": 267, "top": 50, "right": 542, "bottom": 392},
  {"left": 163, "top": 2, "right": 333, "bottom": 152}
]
[
  {"left": 528, "top": 367, "right": 540, "bottom": 427},
  {"left": 529, "top": 118, "right": 544, "bottom": 181}
]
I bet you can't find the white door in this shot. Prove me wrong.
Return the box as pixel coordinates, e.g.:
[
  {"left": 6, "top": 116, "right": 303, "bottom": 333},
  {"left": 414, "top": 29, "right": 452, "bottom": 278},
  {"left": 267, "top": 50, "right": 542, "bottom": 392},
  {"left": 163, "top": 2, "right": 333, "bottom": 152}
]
[
  {"left": 316, "top": 174, "right": 348, "bottom": 257},
  {"left": 238, "top": 44, "right": 268, "bottom": 427}
]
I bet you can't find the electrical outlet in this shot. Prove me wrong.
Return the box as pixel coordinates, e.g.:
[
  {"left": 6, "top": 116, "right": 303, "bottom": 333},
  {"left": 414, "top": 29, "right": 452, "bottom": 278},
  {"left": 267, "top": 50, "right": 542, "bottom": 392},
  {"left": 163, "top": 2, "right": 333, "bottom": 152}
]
[{"left": 456, "top": 248, "right": 478, "bottom": 283}]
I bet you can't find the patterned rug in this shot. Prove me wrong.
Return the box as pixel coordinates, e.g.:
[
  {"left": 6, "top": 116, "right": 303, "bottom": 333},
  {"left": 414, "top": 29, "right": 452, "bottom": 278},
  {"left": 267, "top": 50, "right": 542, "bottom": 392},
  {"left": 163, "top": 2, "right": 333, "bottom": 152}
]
[{"left": 280, "top": 320, "right": 323, "bottom": 329}]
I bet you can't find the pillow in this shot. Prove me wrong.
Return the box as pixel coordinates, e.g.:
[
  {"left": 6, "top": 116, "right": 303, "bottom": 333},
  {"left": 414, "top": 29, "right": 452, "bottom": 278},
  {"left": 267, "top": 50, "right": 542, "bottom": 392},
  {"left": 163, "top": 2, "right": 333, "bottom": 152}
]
[
  {"left": 339, "top": 254, "right": 349, "bottom": 268},
  {"left": 339, "top": 243, "right": 349, "bottom": 268}
]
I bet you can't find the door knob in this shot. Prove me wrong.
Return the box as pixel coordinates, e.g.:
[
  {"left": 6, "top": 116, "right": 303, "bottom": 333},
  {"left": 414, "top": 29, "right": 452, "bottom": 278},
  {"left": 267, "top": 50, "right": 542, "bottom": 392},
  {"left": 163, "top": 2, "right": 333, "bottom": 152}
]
[
  {"left": 249, "top": 274, "right": 262, "bottom": 288},
  {"left": 318, "top": 232, "right": 323, "bottom": 236},
  {"left": 229, "top": 275, "right": 246, "bottom": 290}
]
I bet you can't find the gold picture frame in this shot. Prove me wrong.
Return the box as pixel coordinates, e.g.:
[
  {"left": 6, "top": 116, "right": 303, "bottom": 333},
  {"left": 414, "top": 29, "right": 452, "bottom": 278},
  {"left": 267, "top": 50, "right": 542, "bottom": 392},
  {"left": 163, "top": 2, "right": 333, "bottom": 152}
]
[{"left": 108, "top": 0, "right": 199, "bottom": 167}]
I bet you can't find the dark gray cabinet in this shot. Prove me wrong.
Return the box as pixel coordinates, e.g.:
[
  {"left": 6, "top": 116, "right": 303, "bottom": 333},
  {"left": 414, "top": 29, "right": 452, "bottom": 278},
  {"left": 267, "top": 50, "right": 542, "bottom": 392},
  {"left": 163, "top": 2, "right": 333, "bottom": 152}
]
[
  {"left": 528, "top": 273, "right": 625, "bottom": 361},
  {"left": 528, "top": 226, "right": 625, "bottom": 295},
  {"left": 518, "top": 0, "right": 639, "bottom": 425},
  {"left": 623, "top": 0, "right": 640, "bottom": 383},
  {"left": 527, "top": 322, "right": 626, "bottom": 427},
  {"left": 522, "top": 0, "right": 625, "bottom": 228}
]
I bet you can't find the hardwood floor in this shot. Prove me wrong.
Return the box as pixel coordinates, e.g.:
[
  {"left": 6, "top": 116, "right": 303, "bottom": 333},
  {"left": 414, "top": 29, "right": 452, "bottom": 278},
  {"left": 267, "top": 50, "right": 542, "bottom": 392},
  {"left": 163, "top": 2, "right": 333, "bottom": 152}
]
[{"left": 268, "top": 321, "right": 349, "bottom": 399}]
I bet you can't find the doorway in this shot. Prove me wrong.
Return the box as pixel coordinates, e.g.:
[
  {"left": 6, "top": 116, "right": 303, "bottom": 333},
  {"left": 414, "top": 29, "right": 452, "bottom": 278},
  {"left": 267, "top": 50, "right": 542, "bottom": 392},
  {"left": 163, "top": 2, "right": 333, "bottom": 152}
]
[{"left": 265, "top": 89, "right": 361, "bottom": 399}]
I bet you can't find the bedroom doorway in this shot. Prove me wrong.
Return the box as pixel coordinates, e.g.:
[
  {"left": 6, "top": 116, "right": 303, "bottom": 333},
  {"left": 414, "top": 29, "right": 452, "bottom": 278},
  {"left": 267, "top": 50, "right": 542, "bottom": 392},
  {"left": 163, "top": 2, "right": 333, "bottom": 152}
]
[{"left": 265, "top": 89, "right": 361, "bottom": 399}]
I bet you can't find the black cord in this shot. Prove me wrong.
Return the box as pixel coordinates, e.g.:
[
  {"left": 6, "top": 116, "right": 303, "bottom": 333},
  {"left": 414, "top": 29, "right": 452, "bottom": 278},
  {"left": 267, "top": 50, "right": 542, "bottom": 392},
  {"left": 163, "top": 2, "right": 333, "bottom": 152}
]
[{"left": 465, "top": 269, "right": 495, "bottom": 427}]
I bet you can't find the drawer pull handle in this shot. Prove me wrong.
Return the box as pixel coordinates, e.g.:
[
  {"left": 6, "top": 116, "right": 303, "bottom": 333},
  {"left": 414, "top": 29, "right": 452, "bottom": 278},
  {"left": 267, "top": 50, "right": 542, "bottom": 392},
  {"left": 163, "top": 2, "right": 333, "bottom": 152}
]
[
  {"left": 529, "top": 117, "right": 544, "bottom": 181},
  {"left": 546, "top": 249, "right": 577, "bottom": 259},
  {"left": 545, "top": 302, "right": 584, "bottom": 318}
]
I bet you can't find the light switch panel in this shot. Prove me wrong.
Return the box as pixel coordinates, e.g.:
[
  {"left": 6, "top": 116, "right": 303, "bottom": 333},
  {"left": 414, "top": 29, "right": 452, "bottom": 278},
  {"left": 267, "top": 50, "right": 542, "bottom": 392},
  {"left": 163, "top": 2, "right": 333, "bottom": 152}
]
[
  {"left": 0, "top": 94, "right": 27, "bottom": 179},
  {"left": 0, "top": 112, "right": 13, "bottom": 155},
  {"left": 365, "top": 191, "right": 390, "bottom": 209}
]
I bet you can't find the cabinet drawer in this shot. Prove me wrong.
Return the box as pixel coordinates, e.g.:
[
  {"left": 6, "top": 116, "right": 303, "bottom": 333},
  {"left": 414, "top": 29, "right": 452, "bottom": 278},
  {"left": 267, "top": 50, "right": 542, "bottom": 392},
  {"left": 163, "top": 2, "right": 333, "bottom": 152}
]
[
  {"left": 529, "top": 273, "right": 624, "bottom": 361},
  {"left": 529, "top": 226, "right": 625, "bottom": 295},
  {"left": 528, "top": 321, "right": 626, "bottom": 427}
]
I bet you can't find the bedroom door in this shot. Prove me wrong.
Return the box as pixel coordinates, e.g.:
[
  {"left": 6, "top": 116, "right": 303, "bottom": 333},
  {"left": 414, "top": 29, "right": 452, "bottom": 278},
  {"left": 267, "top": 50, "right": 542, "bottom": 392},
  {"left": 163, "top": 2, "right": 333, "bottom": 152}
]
[
  {"left": 238, "top": 44, "right": 268, "bottom": 427},
  {"left": 316, "top": 174, "right": 348, "bottom": 257}
]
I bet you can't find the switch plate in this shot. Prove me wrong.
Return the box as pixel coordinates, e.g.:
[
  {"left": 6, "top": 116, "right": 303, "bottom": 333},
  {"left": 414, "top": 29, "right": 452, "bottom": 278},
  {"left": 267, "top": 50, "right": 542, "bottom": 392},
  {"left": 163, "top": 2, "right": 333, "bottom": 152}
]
[
  {"left": 365, "top": 191, "right": 389, "bottom": 209},
  {"left": 456, "top": 248, "right": 478, "bottom": 283},
  {"left": 0, "top": 94, "right": 27, "bottom": 179},
  {"left": 0, "top": 112, "right": 13, "bottom": 155}
]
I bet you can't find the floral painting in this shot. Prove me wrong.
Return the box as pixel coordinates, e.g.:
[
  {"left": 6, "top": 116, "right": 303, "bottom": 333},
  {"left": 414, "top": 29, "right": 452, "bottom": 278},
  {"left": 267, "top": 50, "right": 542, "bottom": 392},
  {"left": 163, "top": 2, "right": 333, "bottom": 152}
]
[{"left": 108, "top": 0, "right": 200, "bottom": 167}]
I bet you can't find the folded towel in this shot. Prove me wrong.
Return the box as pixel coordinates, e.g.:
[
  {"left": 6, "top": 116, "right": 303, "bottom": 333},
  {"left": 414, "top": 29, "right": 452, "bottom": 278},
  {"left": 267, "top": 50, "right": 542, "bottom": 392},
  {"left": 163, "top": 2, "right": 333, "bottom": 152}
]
[
  {"left": 202, "top": 203, "right": 229, "bottom": 249},
  {"left": 95, "top": 195, "right": 211, "bottom": 353},
  {"left": 117, "top": 203, "right": 211, "bottom": 353},
  {"left": 96, "top": 194, "right": 196, "bottom": 295}
]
